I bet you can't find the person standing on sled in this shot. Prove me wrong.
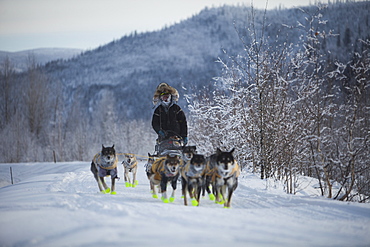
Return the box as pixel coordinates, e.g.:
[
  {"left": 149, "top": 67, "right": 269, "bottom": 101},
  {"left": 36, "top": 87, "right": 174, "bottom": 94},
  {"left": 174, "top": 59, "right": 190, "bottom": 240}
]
[{"left": 151, "top": 83, "right": 188, "bottom": 149}]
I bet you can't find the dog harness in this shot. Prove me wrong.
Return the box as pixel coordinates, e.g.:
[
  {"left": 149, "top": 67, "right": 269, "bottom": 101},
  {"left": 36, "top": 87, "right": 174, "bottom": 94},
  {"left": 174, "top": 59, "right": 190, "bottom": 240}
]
[
  {"left": 151, "top": 157, "right": 166, "bottom": 180},
  {"left": 123, "top": 160, "right": 138, "bottom": 170},
  {"left": 212, "top": 161, "right": 240, "bottom": 182},
  {"left": 98, "top": 166, "right": 118, "bottom": 179}
]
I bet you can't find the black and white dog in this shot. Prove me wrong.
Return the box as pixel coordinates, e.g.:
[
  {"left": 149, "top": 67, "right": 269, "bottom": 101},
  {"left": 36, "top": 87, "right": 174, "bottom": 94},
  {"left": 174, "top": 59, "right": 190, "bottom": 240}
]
[
  {"left": 181, "top": 154, "right": 207, "bottom": 206},
  {"left": 90, "top": 145, "right": 119, "bottom": 194},
  {"left": 122, "top": 153, "right": 138, "bottom": 187},
  {"left": 209, "top": 148, "right": 240, "bottom": 208}
]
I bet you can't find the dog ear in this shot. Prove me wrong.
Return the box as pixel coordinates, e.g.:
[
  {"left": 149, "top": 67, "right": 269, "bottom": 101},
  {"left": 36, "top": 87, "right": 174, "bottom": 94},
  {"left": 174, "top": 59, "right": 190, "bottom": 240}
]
[
  {"left": 216, "top": 148, "right": 222, "bottom": 155},
  {"left": 102, "top": 144, "right": 105, "bottom": 149},
  {"left": 230, "top": 148, "right": 235, "bottom": 154},
  {"left": 112, "top": 144, "right": 115, "bottom": 149}
]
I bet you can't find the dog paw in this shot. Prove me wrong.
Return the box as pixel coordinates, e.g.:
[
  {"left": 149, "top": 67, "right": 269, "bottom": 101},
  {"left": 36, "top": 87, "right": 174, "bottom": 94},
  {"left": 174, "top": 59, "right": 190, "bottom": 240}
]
[
  {"left": 125, "top": 182, "right": 132, "bottom": 187},
  {"left": 152, "top": 194, "right": 158, "bottom": 199},
  {"left": 208, "top": 193, "right": 215, "bottom": 201},
  {"left": 191, "top": 199, "right": 198, "bottom": 206},
  {"left": 216, "top": 200, "right": 225, "bottom": 205},
  {"left": 134, "top": 180, "right": 139, "bottom": 186},
  {"left": 101, "top": 188, "right": 111, "bottom": 194},
  {"left": 111, "top": 191, "right": 117, "bottom": 195},
  {"left": 169, "top": 197, "right": 175, "bottom": 203},
  {"left": 161, "top": 197, "right": 169, "bottom": 203}
]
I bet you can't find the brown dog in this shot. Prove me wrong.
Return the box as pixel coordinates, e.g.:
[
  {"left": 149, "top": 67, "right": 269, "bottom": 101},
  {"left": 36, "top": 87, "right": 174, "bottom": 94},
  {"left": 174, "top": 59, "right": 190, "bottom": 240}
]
[
  {"left": 122, "top": 153, "right": 138, "bottom": 187},
  {"left": 148, "top": 152, "right": 183, "bottom": 203}
]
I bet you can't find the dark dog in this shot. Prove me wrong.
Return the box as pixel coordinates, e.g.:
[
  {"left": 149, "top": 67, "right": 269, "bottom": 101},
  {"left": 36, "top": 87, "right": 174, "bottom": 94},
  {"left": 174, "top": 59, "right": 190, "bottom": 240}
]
[
  {"left": 179, "top": 145, "right": 197, "bottom": 185},
  {"left": 145, "top": 153, "right": 156, "bottom": 178},
  {"left": 181, "top": 154, "right": 206, "bottom": 206},
  {"left": 122, "top": 153, "right": 138, "bottom": 187},
  {"left": 148, "top": 151, "right": 183, "bottom": 203},
  {"left": 145, "top": 153, "right": 156, "bottom": 191},
  {"left": 182, "top": 145, "right": 197, "bottom": 163},
  {"left": 208, "top": 148, "right": 240, "bottom": 208},
  {"left": 90, "top": 145, "right": 119, "bottom": 194},
  {"left": 203, "top": 153, "right": 217, "bottom": 201}
]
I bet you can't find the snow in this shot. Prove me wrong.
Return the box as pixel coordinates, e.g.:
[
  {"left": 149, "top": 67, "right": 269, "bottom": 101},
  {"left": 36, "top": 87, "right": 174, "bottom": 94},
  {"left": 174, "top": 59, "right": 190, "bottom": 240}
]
[{"left": 1, "top": 161, "right": 369, "bottom": 247}]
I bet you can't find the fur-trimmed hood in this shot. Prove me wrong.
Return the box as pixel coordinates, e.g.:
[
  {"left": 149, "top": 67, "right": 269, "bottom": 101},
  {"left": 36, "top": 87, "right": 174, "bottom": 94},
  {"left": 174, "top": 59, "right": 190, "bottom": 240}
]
[{"left": 153, "top": 82, "right": 179, "bottom": 105}]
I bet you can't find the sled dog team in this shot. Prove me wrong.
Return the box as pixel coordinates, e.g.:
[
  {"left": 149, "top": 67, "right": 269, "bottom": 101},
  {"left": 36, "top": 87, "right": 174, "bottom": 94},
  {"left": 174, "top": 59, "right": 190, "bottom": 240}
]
[
  {"left": 91, "top": 144, "right": 240, "bottom": 208},
  {"left": 90, "top": 82, "right": 239, "bottom": 208}
]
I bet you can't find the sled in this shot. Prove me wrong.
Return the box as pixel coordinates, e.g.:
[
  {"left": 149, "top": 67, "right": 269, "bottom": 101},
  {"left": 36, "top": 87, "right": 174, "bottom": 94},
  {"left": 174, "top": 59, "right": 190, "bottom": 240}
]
[{"left": 155, "top": 136, "right": 184, "bottom": 157}]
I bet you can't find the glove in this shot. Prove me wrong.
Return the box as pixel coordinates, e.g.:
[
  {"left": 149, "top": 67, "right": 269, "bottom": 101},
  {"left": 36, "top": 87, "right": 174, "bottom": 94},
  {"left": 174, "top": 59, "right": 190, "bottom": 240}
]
[
  {"left": 182, "top": 137, "right": 188, "bottom": 145},
  {"left": 158, "top": 130, "right": 166, "bottom": 138}
]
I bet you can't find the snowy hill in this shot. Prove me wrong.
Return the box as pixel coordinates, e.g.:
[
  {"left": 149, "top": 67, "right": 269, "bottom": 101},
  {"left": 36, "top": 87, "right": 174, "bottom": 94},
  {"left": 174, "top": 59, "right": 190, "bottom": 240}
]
[
  {"left": 1, "top": 161, "right": 369, "bottom": 246},
  {"left": 42, "top": 2, "right": 370, "bottom": 121},
  {"left": 0, "top": 48, "right": 82, "bottom": 72}
]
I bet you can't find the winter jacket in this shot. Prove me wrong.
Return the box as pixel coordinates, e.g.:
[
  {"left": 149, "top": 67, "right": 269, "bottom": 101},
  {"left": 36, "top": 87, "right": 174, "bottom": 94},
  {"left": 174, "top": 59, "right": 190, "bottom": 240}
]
[{"left": 152, "top": 103, "right": 187, "bottom": 140}]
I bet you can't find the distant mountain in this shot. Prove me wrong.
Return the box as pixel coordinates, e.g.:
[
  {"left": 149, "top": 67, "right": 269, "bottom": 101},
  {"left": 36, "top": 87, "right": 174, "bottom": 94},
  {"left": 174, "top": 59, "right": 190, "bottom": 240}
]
[
  {"left": 0, "top": 48, "right": 83, "bottom": 72},
  {"left": 40, "top": 2, "right": 369, "bottom": 122},
  {"left": 7, "top": 2, "right": 370, "bottom": 123}
]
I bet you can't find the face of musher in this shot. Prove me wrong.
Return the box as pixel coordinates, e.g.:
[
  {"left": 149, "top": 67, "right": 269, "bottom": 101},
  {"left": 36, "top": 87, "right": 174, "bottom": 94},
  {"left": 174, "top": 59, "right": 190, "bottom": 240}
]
[{"left": 160, "top": 92, "right": 171, "bottom": 104}]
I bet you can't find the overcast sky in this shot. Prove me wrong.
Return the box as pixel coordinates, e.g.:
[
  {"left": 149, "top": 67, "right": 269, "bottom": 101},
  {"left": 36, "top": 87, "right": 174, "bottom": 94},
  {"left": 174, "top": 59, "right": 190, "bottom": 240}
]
[{"left": 1, "top": 0, "right": 333, "bottom": 52}]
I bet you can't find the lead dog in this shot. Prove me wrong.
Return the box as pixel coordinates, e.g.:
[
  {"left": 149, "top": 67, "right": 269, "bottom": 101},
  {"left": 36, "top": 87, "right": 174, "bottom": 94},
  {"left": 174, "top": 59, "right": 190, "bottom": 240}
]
[
  {"left": 210, "top": 148, "right": 240, "bottom": 208},
  {"left": 181, "top": 154, "right": 206, "bottom": 206},
  {"left": 122, "top": 153, "right": 138, "bottom": 187},
  {"left": 90, "top": 145, "right": 119, "bottom": 194},
  {"left": 148, "top": 151, "right": 183, "bottom": 203}
]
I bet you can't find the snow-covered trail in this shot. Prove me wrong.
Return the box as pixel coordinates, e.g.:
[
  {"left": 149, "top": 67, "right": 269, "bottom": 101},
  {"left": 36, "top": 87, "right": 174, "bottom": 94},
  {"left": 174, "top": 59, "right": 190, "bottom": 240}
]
[{"left": 0, "top": 161, "right": 369, "bottom": 247}]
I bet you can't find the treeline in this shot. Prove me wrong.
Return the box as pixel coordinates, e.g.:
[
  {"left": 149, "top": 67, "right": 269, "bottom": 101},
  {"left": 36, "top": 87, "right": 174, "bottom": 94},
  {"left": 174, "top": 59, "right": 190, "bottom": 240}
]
[
  {"left": 186, "top": 5, "right": 369, "bottom": 202},
  {"left": 0, "top": 55, "right": 155, "bottom": 162}
]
